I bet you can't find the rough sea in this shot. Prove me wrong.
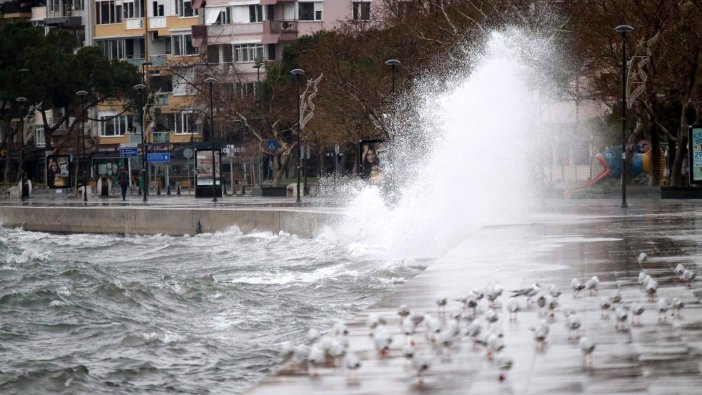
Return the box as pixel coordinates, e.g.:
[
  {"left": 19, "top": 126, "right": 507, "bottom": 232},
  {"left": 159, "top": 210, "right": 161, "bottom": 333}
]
[{"left": 0, "top": 226, "right": 425, "bottom": 394}]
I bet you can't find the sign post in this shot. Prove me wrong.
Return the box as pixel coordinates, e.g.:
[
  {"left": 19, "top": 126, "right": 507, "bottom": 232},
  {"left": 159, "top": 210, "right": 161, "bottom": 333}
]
[{"left": 690, "top": 127, "right": 702, "bottom": 184}]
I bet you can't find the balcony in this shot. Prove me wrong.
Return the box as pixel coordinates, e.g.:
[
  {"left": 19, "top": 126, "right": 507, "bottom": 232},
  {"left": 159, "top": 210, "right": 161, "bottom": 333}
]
[
  {"left": 207, "top": 23, "right": 263, "bottom": 44},
  {"left": 152, "top": 132, "right": 170, "bottom": 144},
  {"left": 261, "top": 20, "right": 298, "bottom": 44},
  {"left": 260, "top": 0, "right": 295, "bottom": 4}
]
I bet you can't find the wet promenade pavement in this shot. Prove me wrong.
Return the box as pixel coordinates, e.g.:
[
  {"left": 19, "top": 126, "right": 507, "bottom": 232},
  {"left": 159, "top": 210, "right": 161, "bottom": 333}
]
[{"left": 247, "top": 199, "right": 702, "bottom": 395}]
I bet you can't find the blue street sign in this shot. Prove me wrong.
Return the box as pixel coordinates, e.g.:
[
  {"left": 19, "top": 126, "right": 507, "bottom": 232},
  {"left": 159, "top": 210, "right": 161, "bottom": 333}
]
[
  {"left": 120, "top": 147, "right": 138, "bottom": 157},
  {"left": 147, "top": 152, "right": 171, "bottom": 163}
]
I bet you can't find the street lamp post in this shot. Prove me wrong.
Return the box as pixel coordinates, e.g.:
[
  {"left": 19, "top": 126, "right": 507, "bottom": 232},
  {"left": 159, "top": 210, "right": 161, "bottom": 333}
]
[
  {"left": 16, "top": 96, "right": 28, "bottom": 200},
  {"left": 385, "top": 59, "right": 401, "bottom": 94},
  {"left": 141, "top": 61, "right": 153, "bottom": 85},
  {"left": 134, "top": 83, "right": 148, "bottom": 202},
  {"left": 615, "top": 24, "right": 633, "bottom": 209},
  {"left": 205, "top": 77, "right": 218, "bottom": 202},
  {"left": 253, "top": 61, "right": 262, "bottom": 100},
  {"left": 76, "top": 90, "right": 88, "bottom": 202},
  {"left": 290, "top": 68, "right": 305, "bottom": 205}
]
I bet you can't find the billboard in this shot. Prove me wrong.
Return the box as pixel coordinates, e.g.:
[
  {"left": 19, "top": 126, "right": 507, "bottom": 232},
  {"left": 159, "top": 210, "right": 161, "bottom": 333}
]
[
  {"left": 359, "top": 139, "right": 388, "bottom": 183},
  {"left": 690, "top": 127, "right": 702, "bottom": 184},
  {"left": 195, "top": 148, "right": 223, "bottom": 198},
  {"left": 47, "top": 155, "right": 71, "bottom": 189}
]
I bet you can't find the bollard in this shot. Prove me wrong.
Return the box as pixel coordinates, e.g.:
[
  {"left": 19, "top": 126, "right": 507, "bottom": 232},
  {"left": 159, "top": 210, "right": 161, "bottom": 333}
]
[
  {"left": 223, "top": 183, "right": 227, "bottom": 196},
  {"left": 157, "top": 184, "right": 161, "bottom": 195},
  {"left": 167, "top": 184, "right": 171, "bottom": 195},
  {"left": 177, "top": 184, "right": 181, "bottom": 195}
]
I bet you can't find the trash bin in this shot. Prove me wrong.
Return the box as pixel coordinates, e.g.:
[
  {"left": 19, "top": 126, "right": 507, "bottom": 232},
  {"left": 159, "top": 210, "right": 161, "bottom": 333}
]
[{"left": 100, "top": 175, "right": 109, "bottom": 197}]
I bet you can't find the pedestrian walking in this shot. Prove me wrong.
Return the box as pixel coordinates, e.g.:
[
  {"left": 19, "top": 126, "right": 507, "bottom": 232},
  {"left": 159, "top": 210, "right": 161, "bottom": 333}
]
[{"left": 118, "top": 168, "right": 129, "bottom": 201}]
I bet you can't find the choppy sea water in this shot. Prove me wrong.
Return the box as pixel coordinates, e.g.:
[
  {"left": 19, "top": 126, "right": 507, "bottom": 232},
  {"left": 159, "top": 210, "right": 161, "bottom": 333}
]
[{"left": 0, "top": 226, "right": 426, "bottom": 394}]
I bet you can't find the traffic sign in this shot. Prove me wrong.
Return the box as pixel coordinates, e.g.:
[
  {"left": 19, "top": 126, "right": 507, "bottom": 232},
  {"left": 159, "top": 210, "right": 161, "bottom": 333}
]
[
  {"left": 120, "top": 147, "right": 139, "bottom": 157},
  {"left": 147, "top": 152, "right": 171, "bottom": 163}
]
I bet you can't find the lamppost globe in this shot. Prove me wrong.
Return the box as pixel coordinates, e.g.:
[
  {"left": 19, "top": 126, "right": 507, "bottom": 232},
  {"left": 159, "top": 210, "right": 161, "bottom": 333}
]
[
  {"left": 614, "top": 24, "right": 633, "bottom": 209},
  {"left": 290, "top": 68, "right": 305, "bottom": 205},
  {"left": 133, "top": 83, "right": 148, "bottom": 201},
  {"left": 385, "top": 59, "right": 401, "bottom": 94},
  {"left": 205, "top": 77, "right": 218, "bottom": 202},
  {"left": 76, "top": 90, "right": 88, "bottom": 202}
]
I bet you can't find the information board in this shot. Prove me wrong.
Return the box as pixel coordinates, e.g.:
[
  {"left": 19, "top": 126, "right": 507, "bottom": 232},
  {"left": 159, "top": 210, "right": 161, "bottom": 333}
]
[{"left": 690, "top": 127, "right": 702, "bottom": 183}]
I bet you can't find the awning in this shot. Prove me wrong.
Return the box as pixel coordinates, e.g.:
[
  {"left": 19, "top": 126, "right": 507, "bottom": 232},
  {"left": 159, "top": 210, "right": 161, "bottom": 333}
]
[
  {"left": 205, "top": 7, "right": 225, "bottom": 25},
  {"left": 260, "top": 34, "right": 279, "bottom": 45},
  {"left": 192, "top": 0, "right": 205, "bottom": 9}
]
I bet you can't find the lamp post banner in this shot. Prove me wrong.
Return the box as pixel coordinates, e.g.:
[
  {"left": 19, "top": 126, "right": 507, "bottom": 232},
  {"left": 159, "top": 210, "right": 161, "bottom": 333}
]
[
  {"left": 358, "top": 139, "right": 388, "bottom": 184},
  {"left": 690, "top": 127, "right": 702, "bottom": 183}
]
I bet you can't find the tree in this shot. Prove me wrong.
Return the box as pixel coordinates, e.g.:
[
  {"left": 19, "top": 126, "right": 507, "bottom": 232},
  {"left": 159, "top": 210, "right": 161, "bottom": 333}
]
[{"left": 0, "top": 22, "right": 141, "bottom": 183}]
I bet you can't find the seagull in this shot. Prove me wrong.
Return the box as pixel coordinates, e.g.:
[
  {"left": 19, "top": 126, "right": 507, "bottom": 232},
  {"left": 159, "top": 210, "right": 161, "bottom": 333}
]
[
  {"left": 657, "top": 298, "right": 670, "bottom": 321},
  {"left": 600, "top": 298, "right": 612, "bottom": 318},
  {"left": 614, "top": 306, "right": 628, "bottom": 330},
  {"left": 408, "top": 312, "right": 425, "bottom": 327},
  {"left": 402, "top": 319, "right": 417, "bottom": 345},
  {"left": 486, "top": 285, "right": 504, "bottom": 308},
  {"left": 570, "top": 278, "right": 585, "bottom": 297},
  {"left": 631, "top": 303, "right": 645, "bottom": 325},
  {"left": 496, "top": 355, "right": 513, "bottom": 382},
  {"left": 536, "top": 294, "right": 548, "bottom": 315},
  {"left": 644, "top": 278, "right": 658, "bottom": 301},
  {"left": 548, "top": 284, "right": 562, "bottom": 298},
  {"left": 585, "top": 276, "right": 600, "bottom": 295},
  {"left": 307, "top": 346, "right": 325, "bottom": 376},
  {"left": 333, "top": 322, "right": 349, "bottom": 336},
  {"left": 562, "top": 305, "right": 577, "bottom": 319},
  {"left": 464, "top": 321, "right": 482, "bottom": 346},
  {"left": 637, "top": 252, "right": 648, "bottom": 264},
  {"left": 530, "top": 321, "right": 550, "bottom": 350},
  {"left": 671, "top": 297, "right": 684, "bottom": 317},
  {"left": 511, "top": 283, "right": 540, "bottom": 303},
  {"left": 436, "top": 295, "right": 448, "bottom": 314},
  {"left": 611, "top": 292, "right": 622, "bottom": 305},
  {"left": 507, "top": 300, "right": 520, "bottom": 321},
  {"left": 307, "top": 328, "right": 321, "bottom": 343},
  {"left": 412, "top": 354, "right": 431, "bottom": 385},
  {"left": 674, "top": 263, "right": 686, "bottom": 277},
  {"left": 367, "top": 313, "right": 386, "bottom": 336},
  {"left": 579, "top": 337, "right": 596, "bottom": 367},
  {"left": 486, "top": 333, "right": 505, "bottom": 360},
  {"left": 344, "top": 353, "right": 361, "bottom": 383},
  {"left": 374, "top": 327, "right": 393, "bottom": 359},
  {"left": 682, "top": 269, "right": 696, "bottom": 288},
  {"left": 638, "top": 271, "right": 650, "bottom": 288},
  {"left": 279, "top": 342, "right": 294, "bottom": 364},
  {"left": 457, "top": 293, "right": 479, "bottom": 315},
  {"left": 485, "top": 308, "right": 499, "bottom": 325},
  {"left": 566, "top": 313, "right": 582, "bottom": 339},
  {"left": 398, "top": 304, "right": 411, "bottom": 320}
]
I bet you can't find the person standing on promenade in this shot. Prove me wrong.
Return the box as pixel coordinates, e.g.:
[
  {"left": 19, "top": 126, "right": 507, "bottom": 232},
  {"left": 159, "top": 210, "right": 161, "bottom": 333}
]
[{"left": 118, "top": 168, "right": 130, "bottom": 201}]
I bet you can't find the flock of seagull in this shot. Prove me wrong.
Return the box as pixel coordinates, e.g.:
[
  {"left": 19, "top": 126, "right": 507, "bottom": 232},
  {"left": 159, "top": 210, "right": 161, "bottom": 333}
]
[{"left": 279, "top": 252, "right": 697, "bottom": 387}]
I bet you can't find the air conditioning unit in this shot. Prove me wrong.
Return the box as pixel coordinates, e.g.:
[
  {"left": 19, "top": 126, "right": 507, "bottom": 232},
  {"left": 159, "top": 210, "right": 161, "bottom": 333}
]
[{"left": 280, "top": 21, "right": 294, "bottom": 32}]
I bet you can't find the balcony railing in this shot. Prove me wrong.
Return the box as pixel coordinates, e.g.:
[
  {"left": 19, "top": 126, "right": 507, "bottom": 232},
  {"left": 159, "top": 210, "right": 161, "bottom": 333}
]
[{"left": 266, "top": 20, "right": 298, "bottom": 34}]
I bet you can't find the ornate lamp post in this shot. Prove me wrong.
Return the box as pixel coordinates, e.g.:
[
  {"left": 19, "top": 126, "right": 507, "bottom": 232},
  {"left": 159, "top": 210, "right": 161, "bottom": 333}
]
[
  {"left": 615, "top": 24, "right": 633, "bottom": 209},
  {"left": 253, "top": 61, "right": 262, "bottom": 100},
  {"left": 76, "top": 90, "right": 88, "bottom": 202},
  {"left": 134, "top": 83, "right": 148, "bottom": 202},
  {"left": 290, "top": 68, "right": 305, "bottom": 205},
  {"left": 205, "top": 77, "right": 218, "bottom": 202},
  {"left": 385, "top": 59, "right": 401, "bottom": 94},
  {"left": 16, "top": 96, "right": 28, "bottom": 199}
]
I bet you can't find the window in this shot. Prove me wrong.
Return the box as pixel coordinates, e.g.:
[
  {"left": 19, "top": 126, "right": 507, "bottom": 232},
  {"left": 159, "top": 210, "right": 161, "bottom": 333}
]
[
  {"left": 97, "top": 38, "right": 144, "bottom": 60},
  {"left": 235, "top": 82, "right": 255, "bottom": 98},
  {"left": 175, "top": 0, "right": 196, "bottom": 17},
  {"left": 174, "top": 111, "right": 194, "bottom": 134},
  {"left": 207, "top": 45, "right": 219, "bottom": 64},
  {"left": 152, "top": 1, "right": 164, "bottom": 17},
  {"left": 298, "top": 2, "right": 322, "bottom": 21},
  {"left": 267, "top": 43, "right": 276, "bottom": 60},
  {"left": 215, "top": 7, "right": 230, "bottom": 24},
  {"left": 234, "top": 44, "right": 263, "bottom": 63},
  {"left": 249, "top": 4, "right": 262, "bottom": 22},
  {"left": 352, "top": 1, "right": 370, "bottom": 21},
  {"left": 123, "top": 0, "right": 142, "bottom": 18},
  {"left": 96, "top": 1, "right": 122, "bottom": 24},
  {"left": 35, "top": 126, "right": 45, "bottom": 148},
  {"left": 173, "top": 34, "right": 197, "bottom": 56},
  {"left": 99, "top": 113, "right": 133, "bottom": 136},
  {"left": 74, "top": 0, "right": 85, "bottom": 11}
]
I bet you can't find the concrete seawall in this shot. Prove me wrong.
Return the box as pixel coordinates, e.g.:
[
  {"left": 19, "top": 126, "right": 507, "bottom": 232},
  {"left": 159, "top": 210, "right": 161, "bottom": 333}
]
[{"left": 0, "top": 205, "right": 342, "bottom": 237}]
